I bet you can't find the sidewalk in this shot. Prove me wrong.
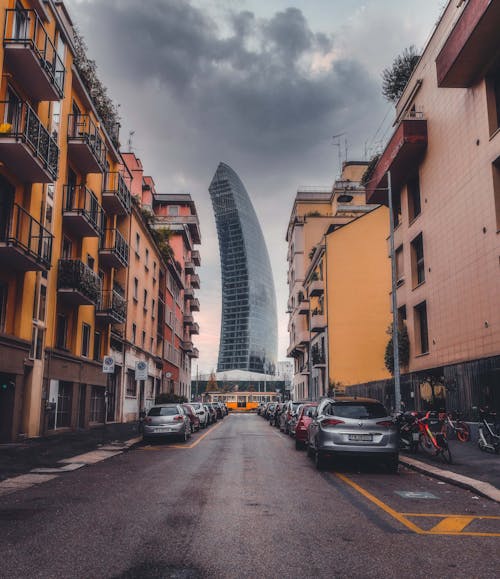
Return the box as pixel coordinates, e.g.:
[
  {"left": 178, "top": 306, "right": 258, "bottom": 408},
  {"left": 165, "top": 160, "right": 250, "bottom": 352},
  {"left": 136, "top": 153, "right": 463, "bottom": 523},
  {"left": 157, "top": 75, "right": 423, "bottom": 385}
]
[
  {"left": 0, "top": 422, "right": 141, "bottom": 483},
  {"left": 399, "top": 436, "right": 500, "bottom": 502}
]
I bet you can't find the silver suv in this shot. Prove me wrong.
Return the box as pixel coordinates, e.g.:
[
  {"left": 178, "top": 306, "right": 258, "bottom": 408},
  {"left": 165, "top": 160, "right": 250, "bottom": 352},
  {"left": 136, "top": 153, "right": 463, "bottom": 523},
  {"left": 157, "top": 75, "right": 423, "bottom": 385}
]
[
  {"left": 307, "top": 397, "right": 398, "bottom": 471},
  {"left": 143, "top": 404, "right": 191, "bottom": 443}
]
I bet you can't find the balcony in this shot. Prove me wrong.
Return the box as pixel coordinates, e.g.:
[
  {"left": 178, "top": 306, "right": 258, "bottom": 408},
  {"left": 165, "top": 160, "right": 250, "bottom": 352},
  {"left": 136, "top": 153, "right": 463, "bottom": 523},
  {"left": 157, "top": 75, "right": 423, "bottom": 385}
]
[
  {"left": 436, "top": 0, "right": 500, "bottom": 88},
  {"left": 62, "top": 185, "right": 102, "bottom": 237},
  {"left": 310, "top": 310, "right": 326, "bottom": 333},
  {"left": 183, "top": 313, "right": 194, "bottom": 326},
  {"left": 190, "top": 297, "right": 200, "bottom": 312},
  {"left": 0, "top": 100, "right": 58, "bottom": 182},
  {"left": 185, "top": 260, "right": 195, "bottom": 274},
  {"left": 190, "top": 347, "right": 199, "bottom": 359},
  {"left": 102, "top": 172, "right": 132, "bottom": 215},
  {"left": 180, "top": 338, "right": 194, "bottom": 352},
  {"left": 190, "top": 273, "right": 200, "bottom": 289},
  {"left": 286, "top": 328, "right": 310, "bottom": 358},
  {"left": 298, "top": 299, "right": 309, "bottom": 315},
  {"left": 366, "top": 113, "right": 428, "bottom": 204},
  {"left": 0, "top": 203, "right": 52, "bottom": 271},
  {"left": 309, "top": 278, "right": 324, "bottom": 297},
  {"left": 57, "top": 259, "right": 101, "bottom": 306},
  {"left": 189, "top": 322, "right": 200, "bottom": 335},
  {"left": 311, "top": 345, "right": 326, "bottom": 367},
  {"left": 3, "top": 9, "right": 65, "bottom": 100},
  {"left": 96, "top": 290, "right": 127, "bottom": 325},
  {"left": 67, "top": 114, "right": 106, "bottom": 174},
  {"left": 184, "top": 287, "right": 194, "bottom": 300},
  {"left": 99, "top": 228, "right": 129, "bottom": 269},
  {"left": 191, "top": 250, "right": 201, "bottom": 266},
  {"left": 156, "top": 214, "right": 201, "bottom": 244}
]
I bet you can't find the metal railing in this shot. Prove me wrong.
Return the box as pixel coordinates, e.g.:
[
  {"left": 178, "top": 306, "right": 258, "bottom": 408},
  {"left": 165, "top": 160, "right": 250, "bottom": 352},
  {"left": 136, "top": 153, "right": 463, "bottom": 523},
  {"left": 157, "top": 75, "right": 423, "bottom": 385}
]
[
  {"left": 103, "top": 171, "right": 132, "bottom": 213},
  {"left": 100, "top": 228, "right": 129, "bottom": 266},
  {"left": 3, "top": 9, "right": 66, "bottom": 98},
  {"left": 63, "top": 185, "right": 102, "bottom": 233},
  {"left": 0, "top": 202, "right": 52, "bottom": 268},
  {"left": 67, "top": 114, "right": 106, "bottom": 170},
  {"left": 97, "top": 289, "right": 126, "bottom": 323},
  {"left": 57, "top": 259, "right": 102, "bottom": 304},
  {"left": 0, "top": 99, "right": 59, "bottom": 179}
]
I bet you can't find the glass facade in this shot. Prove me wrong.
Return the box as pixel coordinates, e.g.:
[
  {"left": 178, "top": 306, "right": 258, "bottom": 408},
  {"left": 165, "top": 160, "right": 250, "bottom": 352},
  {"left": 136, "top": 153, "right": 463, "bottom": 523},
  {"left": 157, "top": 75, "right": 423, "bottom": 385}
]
[{"left": 209, "top": 163, "right": 277, "bottom": 374}]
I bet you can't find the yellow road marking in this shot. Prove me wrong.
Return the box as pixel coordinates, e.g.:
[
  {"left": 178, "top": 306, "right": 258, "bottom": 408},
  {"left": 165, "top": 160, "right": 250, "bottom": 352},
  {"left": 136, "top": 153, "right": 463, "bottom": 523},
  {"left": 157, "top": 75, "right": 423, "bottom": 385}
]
[
  {"left": 431, "top": 517, "right": 474, "bottom": 533},
  {"left": 335, "top": 473, "right": 500, "bottom": 537},
  {"left": 141, "top": 420, "right": 224, "bottom": 451}
]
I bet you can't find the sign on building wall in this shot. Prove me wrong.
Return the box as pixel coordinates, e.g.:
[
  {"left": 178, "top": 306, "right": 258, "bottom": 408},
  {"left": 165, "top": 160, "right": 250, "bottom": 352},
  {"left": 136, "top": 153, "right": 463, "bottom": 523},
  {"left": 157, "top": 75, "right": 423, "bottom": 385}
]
[
  {"left": 103, "top": 356, "right": 115, "bottom": 374},
  {"left": 135, "top": 361, "right": 148, "bottom": 381}
]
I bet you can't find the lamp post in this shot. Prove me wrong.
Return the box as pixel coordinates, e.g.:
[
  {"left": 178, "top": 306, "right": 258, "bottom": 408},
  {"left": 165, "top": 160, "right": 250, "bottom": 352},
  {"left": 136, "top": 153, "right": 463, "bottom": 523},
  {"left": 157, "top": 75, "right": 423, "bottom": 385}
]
[{"left": 387, "top": 171, "right": 401, "bottom": 411}]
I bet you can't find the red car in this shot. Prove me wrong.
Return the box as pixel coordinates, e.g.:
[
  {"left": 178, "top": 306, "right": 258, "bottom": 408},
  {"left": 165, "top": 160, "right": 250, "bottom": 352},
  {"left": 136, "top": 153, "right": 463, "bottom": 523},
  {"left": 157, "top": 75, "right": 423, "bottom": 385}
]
[
  {"left": 294, "top": 404, "right": 317, "bottom": 450},
  {"left": 182, "top": 404, "right": 201, "bottom": 433}
]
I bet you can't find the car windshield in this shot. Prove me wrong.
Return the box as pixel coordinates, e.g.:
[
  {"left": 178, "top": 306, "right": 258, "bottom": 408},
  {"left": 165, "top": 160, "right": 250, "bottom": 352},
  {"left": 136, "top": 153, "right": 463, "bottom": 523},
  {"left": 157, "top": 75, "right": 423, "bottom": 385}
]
[
  {"left": 333, "top": 402, "right": 388, "bottom": 419},
  {"left": 148, "top": 407, "right": 178, "bottom": 416},
  {"left": 304, "top": 406, "right": 317, "bottom": 417}
]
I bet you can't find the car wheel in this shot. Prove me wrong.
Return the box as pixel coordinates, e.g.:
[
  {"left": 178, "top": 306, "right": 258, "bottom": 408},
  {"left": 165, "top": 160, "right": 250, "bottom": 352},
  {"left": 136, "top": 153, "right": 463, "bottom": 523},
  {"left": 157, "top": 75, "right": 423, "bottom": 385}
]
[{"left": 315, "top": 450, "right": 327, "bottom": 471}]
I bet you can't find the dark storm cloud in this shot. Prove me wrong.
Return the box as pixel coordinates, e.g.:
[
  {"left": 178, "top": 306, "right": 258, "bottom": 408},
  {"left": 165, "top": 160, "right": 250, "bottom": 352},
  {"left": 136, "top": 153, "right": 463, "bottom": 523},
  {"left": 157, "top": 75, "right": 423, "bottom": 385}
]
[{"left": 75, "top": 0, "right": 379, "bottom": 156}]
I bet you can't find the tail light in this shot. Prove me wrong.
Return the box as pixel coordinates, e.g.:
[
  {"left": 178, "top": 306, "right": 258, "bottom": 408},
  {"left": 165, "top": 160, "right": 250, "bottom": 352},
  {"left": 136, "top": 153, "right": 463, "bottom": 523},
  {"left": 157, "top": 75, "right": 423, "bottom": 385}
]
[
  {"left": 321, "top": 418, "right": 345, "bottom": 427},
  {"left": 376, "top": 420, "right": 394, "bottom": 428},
  {"left": 174, "top": 415, "right": 184, "bottom": 422}
]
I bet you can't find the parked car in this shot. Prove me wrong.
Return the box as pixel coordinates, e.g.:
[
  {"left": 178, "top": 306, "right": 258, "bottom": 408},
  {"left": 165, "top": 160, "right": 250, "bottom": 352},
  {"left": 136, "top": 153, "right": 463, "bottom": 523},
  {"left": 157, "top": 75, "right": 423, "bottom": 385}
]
[
  {"left": 294, "top": 404, "right": 317, "bottom": 449},
  {"left": 212, "top": 402, "right": 224, "bottom": 420},
  {"left": 280, "top": 401, "right": 307, "bottom": 435},
  {"left": 182, "top": 404, "right": 201, "bottom": 432},
  {"left": 206, "top": 403, "right": 218, "bottom": 423},
  {"left": 307, "top": 397, "right": 398, "bottom": 471},
  {"left": 143, "top": 404, "right": 191, "bottom": 443},
  {"left": 189, "top": 402, "right": 209, "bottom": 428},
  {"left": 266, "top": 402, "right": 277, "bottom": 423}
]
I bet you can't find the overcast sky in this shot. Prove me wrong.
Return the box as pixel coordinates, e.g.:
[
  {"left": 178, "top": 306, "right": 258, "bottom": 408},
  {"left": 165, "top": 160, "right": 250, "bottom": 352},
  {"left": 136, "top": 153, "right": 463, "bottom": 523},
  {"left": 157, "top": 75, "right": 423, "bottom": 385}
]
[{"left": 65, "top": 0, "right": 444, "bottom": 374}]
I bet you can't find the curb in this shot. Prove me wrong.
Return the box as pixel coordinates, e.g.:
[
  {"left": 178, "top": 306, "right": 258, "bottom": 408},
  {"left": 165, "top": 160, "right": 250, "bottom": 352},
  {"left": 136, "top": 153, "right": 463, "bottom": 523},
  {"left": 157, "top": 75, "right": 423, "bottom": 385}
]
[{"left": 399, "top": 455, "right": 500, "bottom": 503}]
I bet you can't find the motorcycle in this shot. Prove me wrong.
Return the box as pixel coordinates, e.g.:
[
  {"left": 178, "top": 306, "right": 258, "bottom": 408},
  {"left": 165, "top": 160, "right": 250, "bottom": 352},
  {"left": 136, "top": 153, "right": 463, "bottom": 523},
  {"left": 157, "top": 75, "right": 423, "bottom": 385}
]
[{"left": 395, "top": 411, "right": 420, "bottom": 453}]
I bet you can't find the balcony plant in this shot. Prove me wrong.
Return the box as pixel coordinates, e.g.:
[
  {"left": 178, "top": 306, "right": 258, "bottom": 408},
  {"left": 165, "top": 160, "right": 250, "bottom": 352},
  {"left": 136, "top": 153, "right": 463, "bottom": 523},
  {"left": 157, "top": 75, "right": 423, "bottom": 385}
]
[{"left": 384, "top": 324, "right": 410, "bottom": 374}]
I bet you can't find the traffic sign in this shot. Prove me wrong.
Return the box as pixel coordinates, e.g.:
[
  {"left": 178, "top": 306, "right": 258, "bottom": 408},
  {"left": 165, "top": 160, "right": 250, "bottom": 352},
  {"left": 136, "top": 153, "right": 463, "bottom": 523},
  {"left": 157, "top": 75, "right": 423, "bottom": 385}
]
[
  {"left": 103, "top": 356, "right": 115, "bottom": 374},
  {"left": 135, "top": 360, "right": 148, "bottom": 381}
]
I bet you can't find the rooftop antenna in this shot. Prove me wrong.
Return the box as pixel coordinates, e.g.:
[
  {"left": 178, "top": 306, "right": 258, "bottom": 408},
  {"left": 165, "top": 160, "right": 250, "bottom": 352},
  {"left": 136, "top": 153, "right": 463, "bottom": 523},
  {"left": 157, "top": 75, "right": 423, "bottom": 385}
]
[
  {"left": 332, "top": 132, "right": 346, "bottom": 178},
  {"left": 127, "top": 130, "right": 135, "bottom": 152}
]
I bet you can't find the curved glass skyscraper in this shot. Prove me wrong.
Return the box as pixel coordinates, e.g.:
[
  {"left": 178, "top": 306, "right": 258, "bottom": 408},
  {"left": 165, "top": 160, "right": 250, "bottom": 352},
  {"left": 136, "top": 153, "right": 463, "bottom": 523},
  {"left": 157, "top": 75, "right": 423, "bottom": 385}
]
[{"left": 209, "top": 163, "right": 277, "bottom": 375}]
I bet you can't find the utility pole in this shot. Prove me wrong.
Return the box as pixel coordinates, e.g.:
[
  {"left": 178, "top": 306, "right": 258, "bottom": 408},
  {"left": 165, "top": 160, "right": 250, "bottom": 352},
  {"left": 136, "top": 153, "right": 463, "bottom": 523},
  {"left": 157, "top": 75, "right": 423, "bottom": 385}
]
[{"left": 387, "top": 171, "right": 401, "bottom": 411}]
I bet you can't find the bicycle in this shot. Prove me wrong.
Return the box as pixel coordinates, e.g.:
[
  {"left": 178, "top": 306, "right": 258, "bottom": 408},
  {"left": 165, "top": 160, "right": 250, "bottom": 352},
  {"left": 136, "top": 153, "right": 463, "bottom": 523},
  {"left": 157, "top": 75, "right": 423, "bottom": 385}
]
[
  {"left": 477, "top": 408, "right": 500, "bottom": 454},
  {"left": 417, "top": 411, "right": 452, "bottom": 463},
  {"left": 440, "top": 411, "right": 470, "bottom": 442}
]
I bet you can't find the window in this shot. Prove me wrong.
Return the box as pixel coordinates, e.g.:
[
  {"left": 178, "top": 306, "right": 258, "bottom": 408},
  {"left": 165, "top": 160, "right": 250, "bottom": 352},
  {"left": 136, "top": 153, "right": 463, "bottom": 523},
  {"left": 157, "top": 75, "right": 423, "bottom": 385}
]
[
  {"left": 81, "top": 323, "right": 91, "bottom": 357},
  {"left": 62, "top": 236, "right": 72, "bottom": 259},
  {"left": 56, "top": 314, "right": 68, "bottom": 349},
  {"left": 168, "top": 206, "right": 179, "bottom": 216},
  {"left": 142, "top": 331, "right": 146, "bottom": 348},
  {"left": 93, "top": 331, "right": 102, "bottom": 361},
  {"left": 153, "top": 261, "right": 157, "bottom": 279},
  {"left": 145, "top": 248, "right": 149, "bottom": 269},
  {"left": 392, "top": 188, "right": 402, "bottom": 227},
  {"left": 152, "top": 299, "right": 155, "bottom": 319},
  {"left": 395, "top": 245, "right": 404, "bottom": 285},
  {"left": 397, "top": 305, "right": 407, "bottom": 330},
  {"left": 411, "top": 233, "right": 425, "bottom": 286},
  {"left": 0, "top": 282, "right": 7, "bottom": 331},
  {"left": 486, "top": 66, "right": 500, "bottom": 135},
  {"left": 87, "top": 254, "right": 95, "bottom": 270},
  {"left": 126, "top": 369, "right": 137, "bottom": 397},
  {"left": 132, "top": 323, "right": 137, "bottom": 343},
  {"left": 144, "top": 289, "right": 148, "bottom": 310},
  {"left": 493, "top": 159, "right": 500, "bottom": 231},
  {"left": 407, "top": 175, "right": 421, "bottom": 221},
  {"left": 90, "top": 386, "right": 105, "bottom": 423},
  {"left": 38, "top": 285, "right": 47, "bottom": 322},
  {"left": 133, "top": 278, "right": 138, "bottom": 301},
  {"left": 135, "top": 233, "right": 140, "bottom": 256},
  {"left": 56, "top": 382, "right": 73, "bottom": 428},
  {"left": 414, "top": 301, "right": 429, "bottom": 354}
]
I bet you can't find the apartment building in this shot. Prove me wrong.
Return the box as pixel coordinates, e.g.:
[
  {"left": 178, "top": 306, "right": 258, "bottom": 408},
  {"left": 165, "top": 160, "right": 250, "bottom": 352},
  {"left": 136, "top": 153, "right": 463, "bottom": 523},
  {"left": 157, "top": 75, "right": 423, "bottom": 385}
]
[
  {"left": 0, "top": 1, "right": 201, "bottom": 441},
  {"left": 286, "top": 162, "right": 372, "bottom": 400},
  {"left": 365, "top": 0, "right": 500, "bottom": 412}
]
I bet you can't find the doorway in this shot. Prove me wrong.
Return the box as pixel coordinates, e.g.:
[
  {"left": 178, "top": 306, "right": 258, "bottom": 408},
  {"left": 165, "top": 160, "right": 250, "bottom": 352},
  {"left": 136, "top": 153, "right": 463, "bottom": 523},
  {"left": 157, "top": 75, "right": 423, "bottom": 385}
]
[{"left": 0, "top": 374, "right": 15, "bottom": 442}]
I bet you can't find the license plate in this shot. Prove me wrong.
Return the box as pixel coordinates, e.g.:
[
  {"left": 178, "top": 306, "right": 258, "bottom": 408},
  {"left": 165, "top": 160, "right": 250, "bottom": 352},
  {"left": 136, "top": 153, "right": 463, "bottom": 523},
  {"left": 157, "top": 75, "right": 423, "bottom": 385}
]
[
  {"left": 154, "top": 427, "right": 171, "bottom": 433},
  {"left": 348, "top": 434, "right": 373, "bottom": 441}
]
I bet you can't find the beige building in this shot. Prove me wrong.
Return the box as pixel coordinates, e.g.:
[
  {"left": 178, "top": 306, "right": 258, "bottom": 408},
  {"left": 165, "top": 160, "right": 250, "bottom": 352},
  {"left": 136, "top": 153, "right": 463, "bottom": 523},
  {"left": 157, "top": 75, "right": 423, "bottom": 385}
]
[{"left": 365, "top": 0, "right": 500, "bottom": 412}]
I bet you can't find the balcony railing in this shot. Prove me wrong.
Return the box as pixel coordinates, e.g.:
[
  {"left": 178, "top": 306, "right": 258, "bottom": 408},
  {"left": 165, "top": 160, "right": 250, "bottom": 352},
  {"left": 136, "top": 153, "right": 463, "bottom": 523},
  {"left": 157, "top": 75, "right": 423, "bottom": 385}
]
[
  {"left": 191, "top": 250, "right": 201, "bottom": 266},
  {"left": 190, "top": 273, "right": 200, "bottom": 289},
  {"left": 3, "top": 9, "right": 66, "bottom": 100},
  {"left": 310, "top": 310, "right": 326, "bottom": 333},
  {"left": 190, "top": 297, "right": 200, "bottom": 312},
  {"left": 63, "top": 185, "right": 102, "bottom": 237},
  {"left": 189, "top": 322, "right": 200, "bottom": 335},
  {"left": 67, "top": 114, "right": 106, "bottom": 174},
  {"left": 312, "top": 346, "right": 326, "bottom": 366},
  {"left": 184, "top": 287, "right": 194, "bottom": 300},
  {"left": 96, "top": 289, "right": 127, "bottom": 324},
  {"left": 99, "top": 228, "right": 129, "bottom": 269},
  {"left": 309, "top": 279, "right": 324, "bottom": 297},
  {"left": 183, "top": 313, "right": 194, "bottom": 326},
  {"left": 0, "top": 100, "right": 59, "bottom": 182},
  {"left": 0, "top": 202, "right": 52, "bottom": 271},
  {"left": 185, "top": 260, "right": 195, "bottom": 274},
  {"left": 57, "top": 259, "right": 101, "bottom": 306},
  {"left": 102, "top": 171, "right": 132, "bottom": 215},
  {"left": 190, "top": 347, "right": 199, "bottom": 359}
]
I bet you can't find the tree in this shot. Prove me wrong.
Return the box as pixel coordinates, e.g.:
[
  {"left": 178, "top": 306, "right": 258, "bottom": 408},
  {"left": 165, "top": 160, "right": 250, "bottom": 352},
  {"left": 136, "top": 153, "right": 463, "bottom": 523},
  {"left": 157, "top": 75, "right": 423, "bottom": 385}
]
[
  {"left": 207, "top": 371, "right": 218, "bottom": 392},
  {"left": 384, "top": 325, "right": 410, "bottom": 375},
  {"left": 155, "top": 392, "right": 187, "bottom": 404},
  {"left": 381, "top": 46, "right": 420, "bottom": 103}
]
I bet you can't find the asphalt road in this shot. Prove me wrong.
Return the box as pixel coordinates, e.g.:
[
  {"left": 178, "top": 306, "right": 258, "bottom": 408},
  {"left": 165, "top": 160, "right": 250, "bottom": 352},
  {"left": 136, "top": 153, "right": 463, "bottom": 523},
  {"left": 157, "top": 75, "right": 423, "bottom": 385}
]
[{"left": 0, "top": 414, "right": 499, "bottom": 578}]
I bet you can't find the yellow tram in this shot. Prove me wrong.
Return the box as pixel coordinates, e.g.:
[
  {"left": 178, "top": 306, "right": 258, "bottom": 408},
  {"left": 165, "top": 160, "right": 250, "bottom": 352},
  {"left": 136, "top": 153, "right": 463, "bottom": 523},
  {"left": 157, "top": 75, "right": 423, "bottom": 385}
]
[{"left": 204, "top": 391, "right": 278, "bottom": 412}]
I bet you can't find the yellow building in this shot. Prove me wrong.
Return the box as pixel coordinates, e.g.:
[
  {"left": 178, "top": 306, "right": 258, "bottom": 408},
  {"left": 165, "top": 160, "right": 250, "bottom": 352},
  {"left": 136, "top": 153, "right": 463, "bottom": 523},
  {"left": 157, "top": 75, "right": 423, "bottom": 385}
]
[{"left": 304, "top": 206, "right": 391, "bottom": 392}]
